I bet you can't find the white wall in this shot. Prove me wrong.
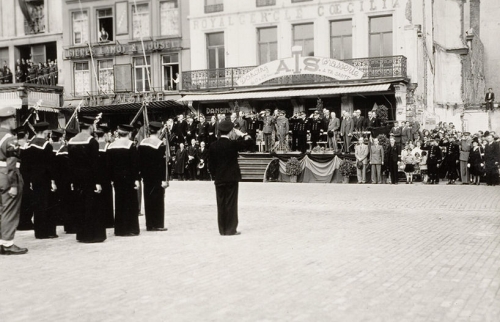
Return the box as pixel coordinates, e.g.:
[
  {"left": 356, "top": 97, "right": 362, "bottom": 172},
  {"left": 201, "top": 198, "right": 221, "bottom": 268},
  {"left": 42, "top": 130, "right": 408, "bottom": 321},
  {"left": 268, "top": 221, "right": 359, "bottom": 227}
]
[{"left": 189, "top": 0, "right": 413, "bottom": 72}]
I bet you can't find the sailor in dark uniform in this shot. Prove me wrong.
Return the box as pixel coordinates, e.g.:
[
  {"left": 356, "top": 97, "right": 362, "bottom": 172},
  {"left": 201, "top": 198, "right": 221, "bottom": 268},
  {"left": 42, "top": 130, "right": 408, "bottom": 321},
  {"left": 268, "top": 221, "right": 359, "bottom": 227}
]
[
  {"left": 22, "top": 122, "right": 58, "bottom": 239},
  {"left": 67, "top": 117, "right": 106, "bottom": 243},
  {"left": 95, "top": 128, "right": 114, "bottom": 229},
  {"left": 0, "top": 106, "right": 28, "bottom": 255},
  {"left": 138, "top": 122, "right": 168, "bottom": 231},
  {"left": 56, "top": 128, "right": 78, "bottom": 234},
  {"left": 16, "top": 126, "right": 34, "bottom": 231},
  {"left": 49, "top": 129, "right": 65, "bottom": 225},
  {"left": 107, "top": 124, "right": 140, "bottom": 237}
]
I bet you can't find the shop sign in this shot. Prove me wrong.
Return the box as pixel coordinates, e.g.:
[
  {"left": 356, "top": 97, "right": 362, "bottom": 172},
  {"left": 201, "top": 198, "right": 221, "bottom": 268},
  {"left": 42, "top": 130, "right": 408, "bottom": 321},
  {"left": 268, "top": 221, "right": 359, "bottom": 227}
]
[
  {"left": 28, "top": 92, "right": 60, "bottom": 108},
  {"left": 64, "top": 39, "right": 181, "bottom": 59},
  {"left": 205, "top": 107, "right": 233, "bottom": 115},
  {"left": 237, "top": 47, "right": 363, "bottom": 86}
]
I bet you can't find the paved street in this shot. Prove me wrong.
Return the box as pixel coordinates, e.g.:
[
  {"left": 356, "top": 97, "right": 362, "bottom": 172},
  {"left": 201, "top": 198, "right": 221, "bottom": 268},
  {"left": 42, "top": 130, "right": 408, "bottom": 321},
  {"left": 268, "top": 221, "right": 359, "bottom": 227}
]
[{"left": 1, "top": 182, "right": 499, "bottom": 322}]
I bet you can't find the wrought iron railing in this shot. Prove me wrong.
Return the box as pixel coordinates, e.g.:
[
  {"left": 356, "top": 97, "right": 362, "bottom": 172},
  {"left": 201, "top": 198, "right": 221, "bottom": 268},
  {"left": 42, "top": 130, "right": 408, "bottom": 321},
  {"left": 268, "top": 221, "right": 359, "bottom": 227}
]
[{"left": 181, "top": 55, "right": 407, "bottom": 91}]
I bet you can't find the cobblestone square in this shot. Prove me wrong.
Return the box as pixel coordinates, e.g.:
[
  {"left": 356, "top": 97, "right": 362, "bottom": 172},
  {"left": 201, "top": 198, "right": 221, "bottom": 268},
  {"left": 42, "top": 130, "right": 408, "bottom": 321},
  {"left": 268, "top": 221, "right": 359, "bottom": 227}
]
[{"left": 1, "top": 182, "right": 499, "bottom": 322}]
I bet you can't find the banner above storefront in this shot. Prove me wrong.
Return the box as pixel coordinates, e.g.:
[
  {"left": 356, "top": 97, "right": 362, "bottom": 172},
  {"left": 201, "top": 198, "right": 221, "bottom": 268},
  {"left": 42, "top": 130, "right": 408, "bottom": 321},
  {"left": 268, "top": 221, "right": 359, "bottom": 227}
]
[{"left": 236, "top": 47, "right": 364, "bottom": 86}]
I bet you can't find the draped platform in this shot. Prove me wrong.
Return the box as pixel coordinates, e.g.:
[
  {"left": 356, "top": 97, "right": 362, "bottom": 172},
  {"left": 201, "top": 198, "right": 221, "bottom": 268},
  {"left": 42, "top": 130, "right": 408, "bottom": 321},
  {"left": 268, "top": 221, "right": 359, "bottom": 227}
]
[{"left": 238, "top": 152, "right": 356, "bottom": 183}]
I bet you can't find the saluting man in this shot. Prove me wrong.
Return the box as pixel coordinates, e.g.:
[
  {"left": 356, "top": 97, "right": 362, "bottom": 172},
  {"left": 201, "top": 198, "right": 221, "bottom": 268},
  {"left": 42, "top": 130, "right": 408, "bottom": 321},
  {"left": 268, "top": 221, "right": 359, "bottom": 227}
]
[
  {"left": 67, "top": 117, "right": 106, "bottom": 243},
  {"left": 107, "top": 124, "right": 140, "bottom": 237},
  {"left": 0, "top": 106, "right": 28, "bottom": 255},
  {"left": 22, "top": 122, "right": 58, "bottom": 239},
  {"left": 138, "top": 121, "right": 169, "bottom": 232}
]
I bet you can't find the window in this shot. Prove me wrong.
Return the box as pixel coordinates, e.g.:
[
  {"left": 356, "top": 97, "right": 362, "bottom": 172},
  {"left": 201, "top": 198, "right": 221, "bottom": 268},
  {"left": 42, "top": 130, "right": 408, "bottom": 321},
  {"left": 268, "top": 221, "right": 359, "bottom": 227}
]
[
  {"left": 207, "top": 33, "right": 225, "bottom": 70},
  {"left": 134, "top": 56, "right": 151, "bottom": 92},
  {"left": 98, "top": 60, "right": 114, "bottom": 93},
  {"left": 293, "top": 24, "right": 314, "bottom": 57},
  {"left": 74, "top": 62, "right": 90, "bottom": 96},
  {"left": 369, "top": 16, "right": 393, "bottom": 57},
  {"left": 23, "top": 0, "right": 45, "bottom": 35},
  {"left": 97, "top": 8, "right": 113, "bottom": 42},
  {"left": 160, "top": 1, "right": 180, "bottom": 36},
  {"left": 132, "top": 3, "right": 150, "bottom": 39},
  {"left": 256, "top": 0, "right": 276, "bottom": 7},
  {"left": 330, "top": 20, "right": 352, "bottom": 60},
  {"left": 162, "top": 54, "right": 180, "bottom": 91},
  {"left": 205, "top": 0, "right": 223, "bottom": 13},
  {"left": 72, "top": 11, "right": 89, "bottom": 45},
  {"left": 258, "top": 27, "right": 277, "bottom": 64}
]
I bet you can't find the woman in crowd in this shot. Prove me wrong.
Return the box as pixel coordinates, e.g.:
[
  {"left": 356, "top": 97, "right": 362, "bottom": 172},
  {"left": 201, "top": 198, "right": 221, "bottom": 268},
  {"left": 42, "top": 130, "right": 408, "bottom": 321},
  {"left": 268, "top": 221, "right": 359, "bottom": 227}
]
[{"left": 468, "top": 139, "right": 484, "bottom": 185}]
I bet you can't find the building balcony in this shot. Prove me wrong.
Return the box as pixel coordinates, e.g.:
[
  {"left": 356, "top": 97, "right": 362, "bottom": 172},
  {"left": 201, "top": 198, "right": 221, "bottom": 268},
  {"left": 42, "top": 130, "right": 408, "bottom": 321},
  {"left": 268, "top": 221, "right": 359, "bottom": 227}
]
[{"left": 181, "top": 55, "right": 407, "bottom": 91}]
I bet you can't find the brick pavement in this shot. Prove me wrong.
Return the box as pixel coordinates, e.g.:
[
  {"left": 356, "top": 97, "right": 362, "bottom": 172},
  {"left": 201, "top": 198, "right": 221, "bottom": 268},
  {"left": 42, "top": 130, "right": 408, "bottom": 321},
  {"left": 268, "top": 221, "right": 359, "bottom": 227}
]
[{"left": 0, "top": 182, "right": 499, "bottom": 322}]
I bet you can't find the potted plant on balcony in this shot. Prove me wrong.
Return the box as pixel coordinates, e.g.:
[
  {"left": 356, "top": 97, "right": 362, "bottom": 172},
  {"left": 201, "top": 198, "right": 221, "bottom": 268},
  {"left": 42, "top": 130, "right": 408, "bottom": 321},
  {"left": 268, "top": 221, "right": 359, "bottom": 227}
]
[
  {"left": 285, "top": 157, "right": 302, "bottom": 183},
  {"left": 338, "top": 159, "right": 356, "bottom": 183}
]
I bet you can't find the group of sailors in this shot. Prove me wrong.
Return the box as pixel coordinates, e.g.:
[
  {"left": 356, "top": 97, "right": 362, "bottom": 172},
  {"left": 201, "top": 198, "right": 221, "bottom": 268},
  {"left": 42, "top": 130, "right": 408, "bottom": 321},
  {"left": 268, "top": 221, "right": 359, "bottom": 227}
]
[{"left": 0, "top": 108, "right": 169, "bottom": 255}]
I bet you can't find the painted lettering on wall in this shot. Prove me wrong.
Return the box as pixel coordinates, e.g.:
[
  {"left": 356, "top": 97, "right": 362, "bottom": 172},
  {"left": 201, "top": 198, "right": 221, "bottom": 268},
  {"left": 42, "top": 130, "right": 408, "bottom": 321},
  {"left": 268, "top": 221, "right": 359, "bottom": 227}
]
[
  {"left": 64, "top": 39, "right": 181, "bottom": 60},
  {"left": 236, "top": 48, "right": 364, "bottom": 86},
  {"left": 193, "top": 0, "right": 400, "bottom": 30}
]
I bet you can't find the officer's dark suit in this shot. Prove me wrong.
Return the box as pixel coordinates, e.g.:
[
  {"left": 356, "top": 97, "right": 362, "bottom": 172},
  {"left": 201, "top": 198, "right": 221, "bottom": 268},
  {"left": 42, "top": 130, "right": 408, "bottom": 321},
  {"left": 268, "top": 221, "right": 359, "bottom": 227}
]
[
  {"left": 484, "top": 141, "right": 500, "bottom": 185},
  {"left": 138, "top": 136, "right": 167, "bottom": 230},
  {"left": 209, "top": 135, "right": 253, "bottom": 235},
  {"left": 422, "top": 143, "right": 442, "bottom": 183},
  {"left": 107, "top": 137, "right": 140, "bottom": 236},
  {"left": 245, "top": 118, "right": 262, "bottom": 152},
  {"left": 23, "top": 138, "right": 57, "bottom": 239},
  {"left": 387, "top": 143, "right": 401, "bottom": 184},
  {"left": 196, "top": 121, "right": 209, "bottom": 145},
  {"left": 196, "top": 146, "right": 209, "bottom": 180}
]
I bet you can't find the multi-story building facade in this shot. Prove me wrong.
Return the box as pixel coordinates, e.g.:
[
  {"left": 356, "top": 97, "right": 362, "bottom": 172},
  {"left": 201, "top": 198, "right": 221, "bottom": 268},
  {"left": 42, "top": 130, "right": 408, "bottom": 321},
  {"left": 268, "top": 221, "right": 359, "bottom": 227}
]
[
  {"left": 180, "top": 0, "right": 487, "bottom": 131},
  {"left": 61, "top": 0, "right": 190, "bottom": 126},
  {"left": 0, "top": 0, "right": 65, "bottom": 123}
]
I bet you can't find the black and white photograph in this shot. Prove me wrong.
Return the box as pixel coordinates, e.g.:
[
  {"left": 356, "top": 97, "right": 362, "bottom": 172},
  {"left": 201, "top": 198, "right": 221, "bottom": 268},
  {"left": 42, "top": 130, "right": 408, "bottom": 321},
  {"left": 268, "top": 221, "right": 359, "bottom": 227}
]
[{"left": 0, "top": 0, "right": 499, "bottom": 321}]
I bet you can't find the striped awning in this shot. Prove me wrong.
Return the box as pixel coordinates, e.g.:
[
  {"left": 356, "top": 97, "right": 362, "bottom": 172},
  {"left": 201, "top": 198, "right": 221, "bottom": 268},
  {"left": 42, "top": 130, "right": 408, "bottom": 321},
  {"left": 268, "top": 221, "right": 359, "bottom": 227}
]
[{"left": 178, "top": 84, "right": 392, "bottom": 102}]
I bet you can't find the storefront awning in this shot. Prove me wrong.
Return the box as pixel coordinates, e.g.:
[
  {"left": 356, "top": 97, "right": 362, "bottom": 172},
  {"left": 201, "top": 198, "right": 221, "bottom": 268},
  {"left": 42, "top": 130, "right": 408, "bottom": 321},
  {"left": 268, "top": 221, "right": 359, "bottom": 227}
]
[
  {"left": 60, "top": 100, "right": 183, "bottom": 113},
  {"left": 0, "top": 98, "right": 59, "bottom": 113},
  {"left": 178, "top": 84, "right": 392, "bottom": 102}
]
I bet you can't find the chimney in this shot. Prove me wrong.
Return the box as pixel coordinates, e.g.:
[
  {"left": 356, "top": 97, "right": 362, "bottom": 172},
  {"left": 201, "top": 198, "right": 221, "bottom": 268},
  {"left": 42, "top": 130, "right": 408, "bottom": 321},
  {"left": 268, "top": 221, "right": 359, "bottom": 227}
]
[{"left": 470, "top": 0, "right": 480, "bottom": 36}]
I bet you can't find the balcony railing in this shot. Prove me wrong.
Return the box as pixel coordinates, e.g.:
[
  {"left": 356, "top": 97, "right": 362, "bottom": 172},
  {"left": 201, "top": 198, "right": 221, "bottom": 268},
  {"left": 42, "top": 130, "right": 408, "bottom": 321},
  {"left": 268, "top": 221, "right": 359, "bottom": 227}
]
[{"left": 181, "top": 55, "right": 407, "bottom": 91}]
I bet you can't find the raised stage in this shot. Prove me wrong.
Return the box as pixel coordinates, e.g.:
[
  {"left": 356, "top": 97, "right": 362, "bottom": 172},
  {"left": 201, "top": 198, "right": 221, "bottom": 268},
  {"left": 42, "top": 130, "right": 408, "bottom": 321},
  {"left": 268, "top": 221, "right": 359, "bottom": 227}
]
[{"left": 238, "top": 152, "right": 356, "bottom": 183}]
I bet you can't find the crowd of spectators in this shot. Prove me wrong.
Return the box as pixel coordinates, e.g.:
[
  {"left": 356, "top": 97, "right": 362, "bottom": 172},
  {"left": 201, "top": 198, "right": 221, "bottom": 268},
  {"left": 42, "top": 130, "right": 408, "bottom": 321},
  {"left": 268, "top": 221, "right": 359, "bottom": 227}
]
[
  {"left": 0, "top": 58, "right": 58, "bottom": 85},
  {"left": 354, "top": 121, "right": 500, "bottom": 186}
]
